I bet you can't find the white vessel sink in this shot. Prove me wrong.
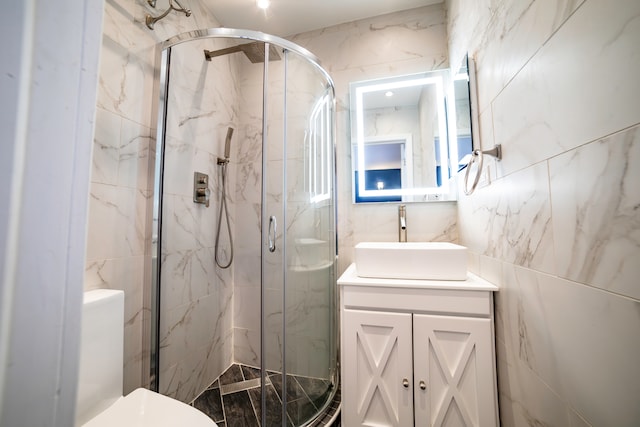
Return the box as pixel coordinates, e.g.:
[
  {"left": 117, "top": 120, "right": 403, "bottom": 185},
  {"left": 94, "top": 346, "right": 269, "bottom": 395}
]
[{"left": 354, "top": 242, "right": 468, "bottom": 280}]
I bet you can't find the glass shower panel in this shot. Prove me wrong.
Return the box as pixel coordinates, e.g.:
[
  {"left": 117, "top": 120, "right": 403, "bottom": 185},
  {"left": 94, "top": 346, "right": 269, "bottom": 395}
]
[
  {"left": 156, "top": 38, "right": 239, "bottom": 403},
  {"left": 261, "top": 43, "right": 287, "bottom": 425},
  {"left": 283, "top": 51, "right": 336, "bottom": 425}
]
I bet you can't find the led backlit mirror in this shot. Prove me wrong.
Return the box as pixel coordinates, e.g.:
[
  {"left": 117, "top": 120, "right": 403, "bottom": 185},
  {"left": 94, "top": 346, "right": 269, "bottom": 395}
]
[{"left": 349, "top": 63, "right": 475, "bottom": 204}]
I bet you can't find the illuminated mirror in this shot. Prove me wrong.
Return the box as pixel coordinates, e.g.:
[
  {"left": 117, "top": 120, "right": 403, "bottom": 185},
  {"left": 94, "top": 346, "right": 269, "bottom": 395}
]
[
  {"left": 349, "top": 61, "right": 476, "bottom": 204},
  {"left": 350, "top": 70, "right": 453, "bottom": 203}
]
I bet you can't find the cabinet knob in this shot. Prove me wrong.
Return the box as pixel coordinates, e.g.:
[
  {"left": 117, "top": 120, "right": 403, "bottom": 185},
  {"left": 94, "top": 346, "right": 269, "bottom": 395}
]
[
  {"left": 419, "top": 380, "right": 427, "bottom": 390},
  {"left": 402, "top": 378, "right": 409, "bottom": 388}
]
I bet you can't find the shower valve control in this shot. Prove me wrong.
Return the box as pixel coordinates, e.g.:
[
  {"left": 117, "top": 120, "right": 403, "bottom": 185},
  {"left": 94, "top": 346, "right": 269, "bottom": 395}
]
[{"left": 193, "top": 172, "right": 210, "bottom": 207}]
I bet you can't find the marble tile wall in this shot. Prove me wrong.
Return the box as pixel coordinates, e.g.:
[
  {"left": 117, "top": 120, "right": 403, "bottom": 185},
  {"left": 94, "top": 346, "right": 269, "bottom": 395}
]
[
  {"left": 289, "top": 4, "right": 458, "bottom": 275},
  {"left": 157, "top": 38, "right": 238, "bottom": 403},
  {"left": 84, "top": 0, "right": 227, "bottom": 398},
  {"left": 447, "top": 0, "right": 640, "bottom": 424}
]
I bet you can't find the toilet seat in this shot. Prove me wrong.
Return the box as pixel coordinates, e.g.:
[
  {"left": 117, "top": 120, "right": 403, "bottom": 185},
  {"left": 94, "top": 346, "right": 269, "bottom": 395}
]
[{"left": 82, "top": 388, "right": 217, "bottom": 427}]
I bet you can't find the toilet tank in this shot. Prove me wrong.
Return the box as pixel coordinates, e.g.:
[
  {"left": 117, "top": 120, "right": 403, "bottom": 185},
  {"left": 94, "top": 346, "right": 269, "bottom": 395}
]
[{"left": 76, "top": 289, "right": 125, "bottom": 426}]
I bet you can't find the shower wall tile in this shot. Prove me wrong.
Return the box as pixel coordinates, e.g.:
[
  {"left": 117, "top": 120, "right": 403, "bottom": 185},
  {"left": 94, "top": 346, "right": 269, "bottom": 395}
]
[
  {"left": 234, "top": 327, "right": 261, "bottom": 367},
  {"left": 549, "top": 126, "right": 640, "bottom": 300},
  {"left": 161, "top": 194, "right": 217, "bottom": 254},
  {"left": 165, "top": 42, "right": 239, "bottom": 147},
  {"left": 233, "top": 285, "right": 261, "bottom": 331},
  {"left": 233, "top": 202, "right": 261, "bottom": 256},
  {"left": 156, "top": 33, "right": 239, "bottom": 402}
]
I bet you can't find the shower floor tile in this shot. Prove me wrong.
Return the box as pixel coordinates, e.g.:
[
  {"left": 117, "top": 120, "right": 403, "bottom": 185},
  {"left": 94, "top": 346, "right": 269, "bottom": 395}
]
[{"left": 192, "top": 363, "right": 340, "bottom": 426}]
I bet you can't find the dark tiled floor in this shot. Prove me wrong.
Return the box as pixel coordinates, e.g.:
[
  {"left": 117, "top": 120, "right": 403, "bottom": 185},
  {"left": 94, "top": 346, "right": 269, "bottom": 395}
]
[{"left": 192, "top": 363, "right": 340, "bottom": 426}]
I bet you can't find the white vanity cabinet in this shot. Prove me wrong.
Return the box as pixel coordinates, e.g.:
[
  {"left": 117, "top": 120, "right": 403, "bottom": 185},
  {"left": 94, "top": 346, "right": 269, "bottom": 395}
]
[{"left": 338, "top": 264, "right": 499, "bottom": 427}]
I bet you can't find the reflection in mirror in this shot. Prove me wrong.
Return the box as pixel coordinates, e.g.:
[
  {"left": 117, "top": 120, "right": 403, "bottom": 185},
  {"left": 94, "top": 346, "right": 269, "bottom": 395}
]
[
  {"left": 350, "top": 70, "right": 452, "bottom": 203},
  {"left": 349, "top": 57, "right": 478, "bottom": 204}
]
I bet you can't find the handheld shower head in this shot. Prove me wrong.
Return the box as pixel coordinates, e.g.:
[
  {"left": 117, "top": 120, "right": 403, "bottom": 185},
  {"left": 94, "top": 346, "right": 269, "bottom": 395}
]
[
  {"left": 224, "top": 127, "right": 234, "bottom": 159},
  {"left": 218, "top": 127, "right": 234, "bottom": 165}
]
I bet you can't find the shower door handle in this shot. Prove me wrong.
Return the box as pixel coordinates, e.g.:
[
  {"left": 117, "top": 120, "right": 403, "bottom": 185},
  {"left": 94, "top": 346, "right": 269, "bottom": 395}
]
[{"left": 268, "top": 215, "right": 277, "bottom": 253}]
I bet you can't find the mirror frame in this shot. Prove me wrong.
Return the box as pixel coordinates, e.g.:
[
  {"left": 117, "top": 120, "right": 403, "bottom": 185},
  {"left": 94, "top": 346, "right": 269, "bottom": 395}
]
[{"left": 350, "top": 70, "right": 454, "bottom": 203}]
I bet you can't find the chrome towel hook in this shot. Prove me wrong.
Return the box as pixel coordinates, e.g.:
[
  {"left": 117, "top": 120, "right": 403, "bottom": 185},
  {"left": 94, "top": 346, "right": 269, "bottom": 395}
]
[
  {"left": 463, "top": 144, "right": 502, "bottom": 195},
  {"left": 145, "top": 0, "right": 191, "bottom": 30}
]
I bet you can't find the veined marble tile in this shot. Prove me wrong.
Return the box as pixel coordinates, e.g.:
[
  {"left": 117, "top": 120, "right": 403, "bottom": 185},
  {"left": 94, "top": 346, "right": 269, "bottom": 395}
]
[
  {"left": 97, "top": 39, "right": 153, "bottom": 127},
  {"left": 234, "top": 327, "right": 260, "bottom": 367},
  {"left": 161, "top": 194, "right": 217, "bottom": 254},
  {"left": 460, "top": 161, "right": 555, "bottom": 274},
  {"left": 160, "top": 248, "right": 218, "bottom": 311},
  {"left": 495, "top": 337, "right": 572, "bottom": 427},
  {"left": 549, "top": 126, "right": 640, "bottom": 300},
  {"left": 474, "top": 0, "right": 584, "bottom": 113},
  {"left": 351, "top": 201, "right": 457, "bottom": 246},
  {"left": 159, "top": 294, "right": 221, "bottom": 375},
  {"left": 86, "top": 183, "right": 147, "bottom": 261},
  {"left": 233, "top": 201, "right": 261, "bottom": 256},
  {"left": 233, "top": 285, "right": 261, "bottom": 331},
  {"left": 290, "top": 5, "right": 447, "bottom": 74},
  {"left": 161, "top": 136, "right": 195, "bottom": 197},
  {"left": 285, "top": 334, "right": 331, "bottom": 379},
  {"left": 499, "top": 264, "right": 640, "bottom": 426},
  {"left": 491, "top": 0, "right": 640, "bottom": 176},
  {"left": 92, "top": 108, "right": 121, "bottom": 185},
  {"left": 118, "top": 117, "right": 153, "bottom": 190}
]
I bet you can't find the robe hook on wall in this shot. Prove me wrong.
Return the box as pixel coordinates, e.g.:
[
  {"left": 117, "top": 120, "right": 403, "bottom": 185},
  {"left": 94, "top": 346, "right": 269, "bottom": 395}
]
[
  {"left": 145, "top": 0, "right": 191, "bottom": 30},
  {"left": 463, "top": 144, "right": 502, "bottom": 195}
]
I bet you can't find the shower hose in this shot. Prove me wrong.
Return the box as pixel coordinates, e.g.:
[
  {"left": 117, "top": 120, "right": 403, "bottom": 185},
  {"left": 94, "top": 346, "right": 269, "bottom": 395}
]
[{"left": 215, "top": 161, "right": 233, "bottom": 269}]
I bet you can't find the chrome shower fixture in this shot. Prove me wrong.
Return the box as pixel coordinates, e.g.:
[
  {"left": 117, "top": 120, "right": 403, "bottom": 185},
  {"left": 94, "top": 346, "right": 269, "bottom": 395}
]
[
  {"left": 217, "top": 127, "right": 234, "bottom": 165},
  {"left": 145, "top": 0, "right": 191, "bottom": 30},
  {"left": 204, "top": 42, "right": 282, "bottom": 63}
]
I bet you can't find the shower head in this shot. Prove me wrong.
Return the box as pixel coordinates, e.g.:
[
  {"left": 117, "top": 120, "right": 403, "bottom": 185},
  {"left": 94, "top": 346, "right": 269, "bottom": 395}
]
[
  {"left": 204, "top": 42, "right": 282, "bottom": 63},
  {"left": 224, "top": 127, "right": 234, "bottom": 159}
]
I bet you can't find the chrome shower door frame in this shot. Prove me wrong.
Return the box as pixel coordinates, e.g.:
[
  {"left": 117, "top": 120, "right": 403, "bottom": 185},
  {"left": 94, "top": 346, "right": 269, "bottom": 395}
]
[{"left": 148, "top": 28, "right": 338, "bottom": 427}]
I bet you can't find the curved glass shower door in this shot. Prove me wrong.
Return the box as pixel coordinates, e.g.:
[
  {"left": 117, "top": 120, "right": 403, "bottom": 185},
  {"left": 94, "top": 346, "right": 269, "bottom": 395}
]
[
  {"left": 150, "top": 29, "right": 337, "bottom": 427},
  {"left": 261, "top": 47, "right": 337, "bottom": 426}
]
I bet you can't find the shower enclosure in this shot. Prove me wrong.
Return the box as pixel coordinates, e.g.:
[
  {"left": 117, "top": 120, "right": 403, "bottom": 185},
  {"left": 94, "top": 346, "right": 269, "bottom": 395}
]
[{"left": 149, "top": 29, "right": 338, "bottom": 426}]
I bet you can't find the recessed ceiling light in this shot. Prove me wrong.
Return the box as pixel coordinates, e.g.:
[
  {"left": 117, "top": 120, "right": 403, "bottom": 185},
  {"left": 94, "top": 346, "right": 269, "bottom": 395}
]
[
  {"left": 385, "top": 91, "right": 394, "bottom": 97},
  {"left": 257, "top": 0, "right": 270, "bottom": 9}
]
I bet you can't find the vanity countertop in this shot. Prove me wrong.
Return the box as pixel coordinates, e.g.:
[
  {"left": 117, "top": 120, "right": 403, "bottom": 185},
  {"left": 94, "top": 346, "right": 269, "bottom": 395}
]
[{"left": 337, "top": 263, "right": 499, "bottom": 292}]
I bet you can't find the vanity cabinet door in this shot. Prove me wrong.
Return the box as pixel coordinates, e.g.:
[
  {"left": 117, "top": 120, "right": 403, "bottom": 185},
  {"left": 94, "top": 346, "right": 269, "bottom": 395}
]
[
  {"left": 413, "top": 314, "right": 497, "bottom": 427},
  {"left": 343, "top": 309, "right": 414, "bottom": 427}
]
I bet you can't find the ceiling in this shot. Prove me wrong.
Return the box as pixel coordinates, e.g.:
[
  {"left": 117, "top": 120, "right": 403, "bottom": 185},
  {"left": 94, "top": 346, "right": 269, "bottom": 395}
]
[{"left": 204, "top": 0, "right": 444, "bottom": 38}]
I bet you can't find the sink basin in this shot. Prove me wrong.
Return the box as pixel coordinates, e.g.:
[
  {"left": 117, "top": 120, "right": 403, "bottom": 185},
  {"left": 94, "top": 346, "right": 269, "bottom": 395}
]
[{"left": 354, "top": 242, "right": 467, "bottom": 280}]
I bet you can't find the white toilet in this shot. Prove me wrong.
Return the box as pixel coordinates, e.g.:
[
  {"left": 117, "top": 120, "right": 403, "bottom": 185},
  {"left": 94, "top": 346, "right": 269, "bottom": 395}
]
[{"left": 76, "top": 289, "right": 216, "bottom": 426}]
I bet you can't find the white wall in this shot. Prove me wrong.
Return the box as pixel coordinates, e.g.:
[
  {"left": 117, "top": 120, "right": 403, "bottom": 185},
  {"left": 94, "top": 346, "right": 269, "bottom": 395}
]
[
  {"left": 448, "top": 0, "right": 640, "bottom": 425},
  {"left": 0, "top": 0, "right": 103, "bottom": 425}
]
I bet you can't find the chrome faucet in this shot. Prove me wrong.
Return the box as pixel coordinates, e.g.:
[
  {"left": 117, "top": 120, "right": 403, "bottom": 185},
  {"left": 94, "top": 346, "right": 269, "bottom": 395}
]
[{"left": 398, "top": 205, "right": 407, "bottom": 242}]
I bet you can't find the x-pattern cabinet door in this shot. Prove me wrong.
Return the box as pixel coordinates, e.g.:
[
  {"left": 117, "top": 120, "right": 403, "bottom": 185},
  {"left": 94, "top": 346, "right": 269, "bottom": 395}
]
[
  {"left": 343, "top": 309, "right": 414, "bottom": 427},
  {"left": 413, "top": 314, "right": 496, "bottom": 427}
]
